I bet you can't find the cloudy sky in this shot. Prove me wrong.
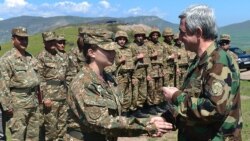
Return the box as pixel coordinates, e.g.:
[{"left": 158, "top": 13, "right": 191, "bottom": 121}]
[{"left": 0, "top": 0, "right": 249, "bottom": 26}]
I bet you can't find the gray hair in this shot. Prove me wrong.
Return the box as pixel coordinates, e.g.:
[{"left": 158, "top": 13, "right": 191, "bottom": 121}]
[{"left": 179, "top": 4, "right": 218, "bottom": 40}]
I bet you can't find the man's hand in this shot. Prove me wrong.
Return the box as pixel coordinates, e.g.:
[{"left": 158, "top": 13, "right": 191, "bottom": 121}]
[
  {"left": 137, "top": 53, "right": 144, "bottom": 59},
  {"left": 162, "top": 87, "right": 179, "bottom": 101},
  {"left": 149, "top": 116, "right": 173, "bottom": 137},
  {"left": 43, "top": 99, "right": 52, "bottom": 108}
]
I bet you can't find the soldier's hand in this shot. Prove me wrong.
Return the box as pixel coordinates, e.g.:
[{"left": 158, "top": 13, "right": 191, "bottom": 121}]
[
  {"left": 150, "top": 116, "right": 173, "bottom": 135},
  {"left": 152, "top": 51, "right": 158, "bottom": 57},
  {"left": 4, "top": 109, "right": 13, "bottom": 118},
  {"left": 43, "top": 99, "right": 53, "bottom": 108},
  {"left": 137, "top": 53, "right": 144, "bottom": 59},
  {"left": 162, "top": 87, "right": 179, "bottom": 101},
  {"left": 119, "top": 56, "right": 126, "bottom": 64},
  {"left": 147, "top": 75, "right": 153, "bottom": 81}
]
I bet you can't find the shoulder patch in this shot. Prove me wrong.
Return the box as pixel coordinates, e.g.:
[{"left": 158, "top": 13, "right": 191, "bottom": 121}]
[{"left": 211, "top": 80, "right": 224, "bottom": 96}]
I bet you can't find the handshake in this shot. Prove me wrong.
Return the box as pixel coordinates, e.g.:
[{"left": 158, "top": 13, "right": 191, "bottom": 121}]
[{"left": 147, "top": 116, "right": 174, "bottom": 137}]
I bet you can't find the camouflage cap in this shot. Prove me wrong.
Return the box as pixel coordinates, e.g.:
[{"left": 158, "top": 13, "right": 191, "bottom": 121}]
[
  {"left": 56, "top": 34, "right": 66, "bottom": 41},
  {"left": 220, "top": 34, "right": 231, "bottom": 41},
  {"left": 11, "top": 26, "right": 29, "bottom": 37},
  {"left": 149, "top": 27, "right": 161, "bottom": 37},
  {"left": 162, "top": 27, "right": 174, "bottom": 36},
  {"left": 173, "top": 33, "right": 179, "bottom": 40},
  {"left": 84, "top": 29, "right": 115, "bottom": 50},
  {"left": 133, "top": 26, "right": 146, "bottom": 36},
  {"left": 78, "top": 27, "right": 86, "bottom": 34},
  {"left": 42, "top": 31, "right": 57, "bottom": 42},
  {"left": 115, "top": 30, "right": 128, "bottom": 39}
]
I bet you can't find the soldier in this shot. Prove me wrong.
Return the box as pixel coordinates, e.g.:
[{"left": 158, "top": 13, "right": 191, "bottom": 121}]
[
  {"left": 67, "top": 30, "right": 172, "bottom": 141},
  {"left": 146, "top": 27, "right": 165, "bottom": 114},
  {"left": 113, "top": 30, "right": 134, "bottom": 113},
  {"left": 66, "top": 27, "right": 87, "bottom": 86},
  {"left": 0, "top": 27, "right": 40, "bottom": 140},
  {"left": 173, "top": 34, "right": 189, "bottom": 88},
  {"left": 219, "top": 34, "right": 238, "bottom": 60},
  {"left": 156, "top": 4, "right": 242, "bottom": 140},
  {"left": 162, "top": 27, "right": 177, "bottom": 87},
  {"left": 37, "top": 31, "right": 69, "bottom": 141},
  {"left": 129, "top": 26, "right": 151, "bottom": 118}
]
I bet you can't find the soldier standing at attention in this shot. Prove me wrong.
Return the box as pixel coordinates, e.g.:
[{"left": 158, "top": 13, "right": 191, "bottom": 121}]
[
  {"left": 113, "top": 30, "right": 135, "bottom": 114},
  {"left": 173, "top": 34, "right": 189, "bottom": 88},
  {"left": 129, "top": 26, "right": 151, "bottom": 118},
  {"left": 66, "top": 27, "right": 87, "bottom": 86},
  {"left": 0, "top": 27, "right": 40, "bottom": 141},
  {"left": 37, "top": 31, "right": 69, "bottom": 141},
  {"left": 162, "top": 28, "right": 177, "bottom": 87},
  {"left": 146, "top": 27, "right": 165, "bottom": 114},
  {"left": 67, "top": 30, "right": 172, "bottom": 141},
  {"left": 155, "top": 4, "right": 242, "bottom": 140}
]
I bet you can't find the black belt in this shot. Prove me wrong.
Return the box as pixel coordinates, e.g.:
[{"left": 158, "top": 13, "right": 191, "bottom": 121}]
[
  {"left": 10, "top": 86, "right": 37, "bottom": 94},
  {"left": 46, "top": 80, "right": 65, "bottom": 86}
]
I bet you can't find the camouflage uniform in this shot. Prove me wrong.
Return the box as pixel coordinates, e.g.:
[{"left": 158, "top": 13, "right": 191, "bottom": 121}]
[
  {"left": 162, "top": 43, "right": 242, "bottom": 140},
  {"left": 129, "top": 27, "right": 151, "bottom": 110},
  {"left": 0, "top": 27, "right": 40, "bottom": 141},
  {"left": 37, "top": 32, "right": 69, "bottom": 140},
  {"left": 219, "top": 34, "right": 238, "bottom": 60},
  {"left": 162, "top": 28, "right": 176, "bottom": 87},
  {"left": 173, "top": 34, "right": 190, "bottom": 88},
  {"left": 66, "top": 27, "right": 87, "bottom": 86},
  {"left": 146, "top": 28, "right": 164, "bottom": 106},
  {"left": 113, "top": 31, "right": 135, "bottom": 112}
]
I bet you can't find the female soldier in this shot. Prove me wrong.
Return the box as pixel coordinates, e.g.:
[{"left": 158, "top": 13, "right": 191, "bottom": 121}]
[{"left": 66, "top": 29, "right": 172, "bottom": 141}]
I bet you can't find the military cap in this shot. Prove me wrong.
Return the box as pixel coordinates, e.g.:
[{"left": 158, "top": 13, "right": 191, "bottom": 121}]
[
  {"left": 84, "top": 29, "right": 116, "bottom": 51},
  {"left": 11, "top": 26, "right": 29, "bottom": 37},
  {"left": 115, "top": 30, "right": 128, "bottom": 41},
  {"left": 173, "top": 33, "right": 179, "bottom": 40},
  {"left": 149, "top": 27, "right": 161, "bottom": 37},
  {"left": 162, "top": 27, "right": 174, "bottom": 36},
  {"left": 42, "top": 31, "right": 57, "bottom": 42},
  {"left": 78, "top": 27, "right": 86, "bottom": 34},
  {"left": 133, "top": 26, "right": 146, "bottom": 36},
  {"left": 220, "top": 34, "right": 231, "bottom": 41},
  {"left": 56, "top": 34, "right": 66, "bottom": 41}
]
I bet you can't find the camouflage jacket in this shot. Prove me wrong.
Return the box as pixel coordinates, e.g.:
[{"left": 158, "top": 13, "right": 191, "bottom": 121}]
[
  {"left": 67, "top": 66, "right": 156, "bottom": 138},
  {"left": 37, "top": 49, "right": 69, "bottom": 100},
  {"left": 162, "top": 43, "right": 242, "bottom": 140},
  {"left": 0, "top": 48, "right": 40, "bottom": 110},
  {"left": 147, "top": 41, "right": 164, "bottom": 78},
  {"left": 129, "top": 42, "right": 152, "bottom": 78},
  {"left": 174, "top": 45, "right": 189, "bottom": 66},
  {"left": 114, "top": 45, "right": 134, "bottom": 74},
  {"left": 66, "top": 46, "right": 86, "bottom": 86}
]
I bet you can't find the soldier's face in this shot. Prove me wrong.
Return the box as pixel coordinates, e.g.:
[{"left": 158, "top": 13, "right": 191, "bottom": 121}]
[
  {"left": 163, "top": 35, "right": 173, "bottom": 43},
  {"left": 135, "top": 34, "right": 145, "bottom": 43},
  {"left": 56, "top": 40, "right": 66, "bottom": 51},
  {"left": 45, "top": 40, "right": 57, "bottom": 51},
  {"left": 151, "top": 32, "right": 159, "bottom": 42},
  {"left": 219, "top": 40, "right": 230, "bottom": 50},
  {"left": 89, "top": 48, "right": 116, "bottom": 67},
  {"left": 117, "top": 37, "right": 127, "bottom": 47},
  {"left": 179, "top": 18, "right": 197, "bottom": 52},
  {"left": 12, "top": 36, "right": 28, "bottom": 51}
]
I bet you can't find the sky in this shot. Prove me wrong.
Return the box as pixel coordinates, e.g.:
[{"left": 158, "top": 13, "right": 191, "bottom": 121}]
[{"left": 0, "top": 0, "right": 249, "bottom": 27}]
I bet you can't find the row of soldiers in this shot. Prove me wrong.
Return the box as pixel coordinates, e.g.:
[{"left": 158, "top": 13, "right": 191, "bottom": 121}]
[{"left": 0, "top": 25, "right": 194, "bottom": 141}]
